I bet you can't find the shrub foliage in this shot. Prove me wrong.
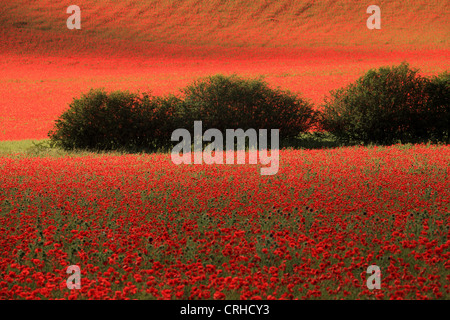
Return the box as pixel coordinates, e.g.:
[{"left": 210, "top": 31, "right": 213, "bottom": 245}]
[
  {"left": 49, "top": 68, "right": 448, "bottom": 151},
  {"left": 423, "top": 71, "right": 450, "bottom": 142},
  {"left": 49, "top": 75, "right": 317, "bottom": 151},
  {"left": 180, "top": 74, "right": 317, "bottom": 140},
  {"left": 319, "top": 63, "right": 439, "bottom": 144},
  {"left": 48, "top": 89, "right": 183, "bottom": 151}
]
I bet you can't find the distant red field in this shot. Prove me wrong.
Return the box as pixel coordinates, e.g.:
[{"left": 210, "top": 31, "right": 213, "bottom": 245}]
[
  {"left": 0, "top": 0, "right": 448, "bottom": 140},
  {"left": 1, "top": 47, "right": 448, "bottom": 140}
]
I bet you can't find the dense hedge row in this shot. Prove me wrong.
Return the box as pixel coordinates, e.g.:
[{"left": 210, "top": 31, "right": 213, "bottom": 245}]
[
  {"left": 49, "top": 75, "right": 317, "bottom": 151},
  {"left": 49, "top": 64, "right": 449, "bottom": 151}
]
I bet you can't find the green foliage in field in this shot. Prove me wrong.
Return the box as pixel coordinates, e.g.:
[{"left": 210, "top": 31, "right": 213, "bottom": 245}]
[
  {"left": 180, "top": 74, "right": 317, "bottom": 140},
  {"left": 424, "top": 71, "right": 450, "bottom": 142},
  {"left": 320, "top": 63, "right": 450, "bottom": 145},
  {"left": 48, "top": 89, "right": 183, "bottom": 152},
  {"left": 48, "top": 75, "right": 317, "bottom": 151},
  {"left": 47, "top": 66, "right": 448, "bottom": 152}
]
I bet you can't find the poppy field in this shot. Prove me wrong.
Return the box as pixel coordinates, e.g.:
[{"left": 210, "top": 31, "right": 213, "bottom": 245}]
[
  {"left": 1, "top": 0, "right": 449, "bottom": 302},
  {"left": 1, "top": 145, "right": 449, "bottom": 300}
]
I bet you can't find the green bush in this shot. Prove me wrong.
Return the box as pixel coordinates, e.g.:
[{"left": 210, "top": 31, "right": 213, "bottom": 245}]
[
  {"left": 49, "top": 75, "right": 317, "bottom": 152},
  {"left": 423, "top": 71, "right": 450, "bottom": 142},
  {"left": 49, "top": 69, "right": 446, "bottom": 152},
  {"left": 139, "top": 94, "right": 184, "bottom": 150},
  {"left": 320, "top": 63, "right": 432, "bottom": 144},
  {"left": 48, "top": 89, "right": 183, "bottom": 151},
  {"left": 180, "top": 74, "right": 317, "bottom": 141}
]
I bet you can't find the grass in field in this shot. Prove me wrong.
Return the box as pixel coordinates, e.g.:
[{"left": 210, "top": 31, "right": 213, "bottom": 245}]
[
  {"left": 1, "top": 134, "right": 445, "bottom": 159},
  {"left": 0, "top": 133, "right": 344, "bottom": 158},
  {"left": 0, "top": 139, "right": 36, "bottom": 153},
  {"left": 0, "top": 139, "right": 129, "bottom": 158}
]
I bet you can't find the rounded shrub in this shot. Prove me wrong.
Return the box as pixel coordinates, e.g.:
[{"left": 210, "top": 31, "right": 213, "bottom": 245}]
[
  {"left": 179, "top": 74, "right": 317, "bottom": 141},
  {"left": 48, "top": 89, "right": 183, "bottom": 151},
  {"left": 320, "top": 63, "right": 431, "bottom": 144}
]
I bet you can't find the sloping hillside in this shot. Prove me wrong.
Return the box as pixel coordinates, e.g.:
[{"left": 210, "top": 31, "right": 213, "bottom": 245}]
[
  {"left": 0, "top": 0, "right": 448, "bottom": 141},
  {"left": 1, "top": 0, "right": 448, "bottom": 56}
]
